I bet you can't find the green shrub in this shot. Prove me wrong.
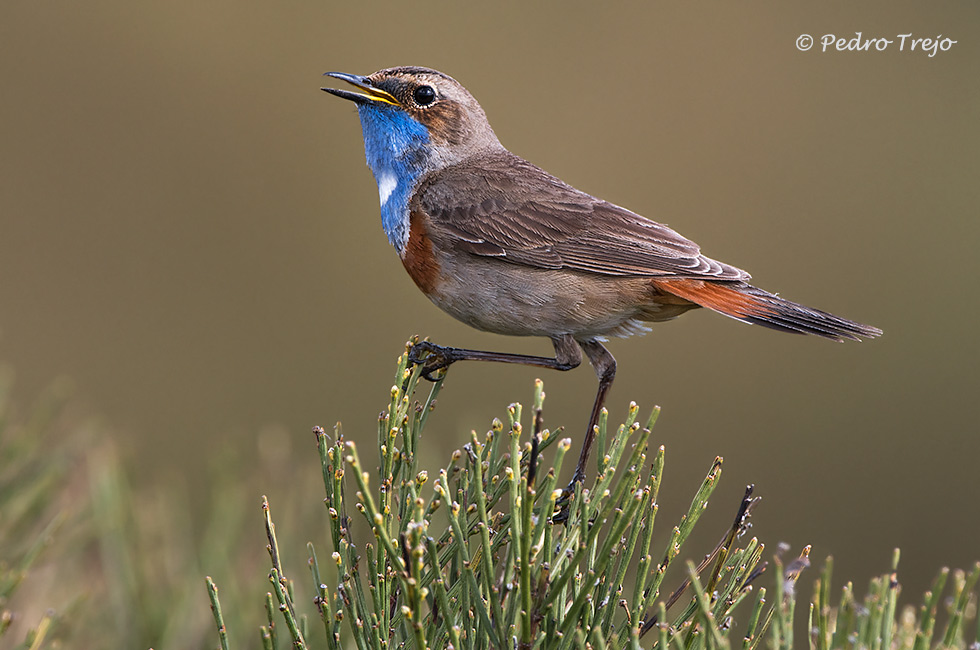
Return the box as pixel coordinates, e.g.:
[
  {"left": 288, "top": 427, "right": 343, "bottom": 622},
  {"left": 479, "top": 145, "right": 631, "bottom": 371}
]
[{"left": 208, "top": 341, "right": 979, "bottom": 650}]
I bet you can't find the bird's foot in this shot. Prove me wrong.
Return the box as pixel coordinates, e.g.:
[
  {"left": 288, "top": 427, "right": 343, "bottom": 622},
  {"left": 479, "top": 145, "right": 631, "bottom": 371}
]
[
  {"left": 551, "top": 502, "right": 570, "bottom": 524},
  {"left": 408, "top": 341, "right": 457, "bottom": 382},
  {"left": 550, "top": 470, "right": 585, "bottom": 525}
]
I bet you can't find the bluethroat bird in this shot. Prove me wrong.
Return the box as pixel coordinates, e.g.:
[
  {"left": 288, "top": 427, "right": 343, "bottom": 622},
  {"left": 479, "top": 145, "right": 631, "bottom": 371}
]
[{"left": 323, "top": 66, "right": 881, "bottom": 489}]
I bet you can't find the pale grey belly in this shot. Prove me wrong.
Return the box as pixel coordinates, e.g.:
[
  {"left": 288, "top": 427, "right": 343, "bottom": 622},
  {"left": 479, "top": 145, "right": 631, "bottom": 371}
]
[{"left": 426, "top": 256, "right": 695, "bottom": 340}]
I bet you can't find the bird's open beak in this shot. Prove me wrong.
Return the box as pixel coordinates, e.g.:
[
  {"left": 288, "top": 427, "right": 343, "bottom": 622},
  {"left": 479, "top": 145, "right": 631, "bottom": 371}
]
[{"left": 321, "top": 72, "right": 400, "bottom": 106}]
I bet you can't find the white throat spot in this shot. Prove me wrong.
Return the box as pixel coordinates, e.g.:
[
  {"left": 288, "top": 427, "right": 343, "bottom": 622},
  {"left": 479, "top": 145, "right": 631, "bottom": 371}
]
[{"left": 378, "top": 172, "right": 398, "bottom": 207}]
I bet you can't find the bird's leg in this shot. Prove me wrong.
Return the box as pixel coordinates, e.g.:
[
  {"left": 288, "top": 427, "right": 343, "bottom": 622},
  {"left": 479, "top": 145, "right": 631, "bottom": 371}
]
[
  {"left": 408, "top": 335, "right": 582, "bottom": 381},
  {"left": 409, "top": 335, "right": 616, "bottom": 515},
  {"left": 567, "top": 340, "right": 617, "bottom": 489}
]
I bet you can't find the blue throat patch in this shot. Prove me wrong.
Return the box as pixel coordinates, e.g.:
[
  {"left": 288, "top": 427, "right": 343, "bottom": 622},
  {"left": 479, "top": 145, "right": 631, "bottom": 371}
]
[{"left": 355, "top": 104, "right": 431, "bottom": 252}]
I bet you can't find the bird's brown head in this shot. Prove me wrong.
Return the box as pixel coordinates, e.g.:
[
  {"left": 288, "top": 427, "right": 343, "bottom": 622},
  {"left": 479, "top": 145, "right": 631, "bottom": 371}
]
[{"left": 323, "top": 67, "right": 501, "bottom": 165}]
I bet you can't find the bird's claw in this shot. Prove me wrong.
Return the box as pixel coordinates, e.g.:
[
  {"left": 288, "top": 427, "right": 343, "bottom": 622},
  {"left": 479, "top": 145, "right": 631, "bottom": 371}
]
[
  {"left": 550, "top": 472, "right": 585, "bottom": 525},
  {"left": 408, "top": 341, "right": 455, "bottom": 382}
]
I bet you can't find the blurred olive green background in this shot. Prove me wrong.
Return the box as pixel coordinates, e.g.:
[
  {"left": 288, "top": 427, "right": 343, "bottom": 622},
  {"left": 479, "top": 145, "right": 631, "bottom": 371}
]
[{"left": 1, "top": 0, "right": 977, "bottom": 610}]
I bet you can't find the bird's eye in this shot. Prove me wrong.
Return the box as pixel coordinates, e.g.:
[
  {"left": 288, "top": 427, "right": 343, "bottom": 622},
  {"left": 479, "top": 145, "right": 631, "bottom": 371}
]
[{"left": 413, "top": 85, "right": 436, "bottom": 106}]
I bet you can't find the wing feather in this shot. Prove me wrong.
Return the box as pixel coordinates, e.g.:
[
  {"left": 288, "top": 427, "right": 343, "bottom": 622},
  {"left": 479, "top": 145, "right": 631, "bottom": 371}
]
[{"left": 414, "top": 151, "right": 750, "bottom": 281}]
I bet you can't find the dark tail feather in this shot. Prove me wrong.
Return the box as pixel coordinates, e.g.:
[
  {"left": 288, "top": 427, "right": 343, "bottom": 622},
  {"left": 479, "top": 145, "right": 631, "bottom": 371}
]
[{"left": 653, "top": 279, "right": 882, "bottom": 342}]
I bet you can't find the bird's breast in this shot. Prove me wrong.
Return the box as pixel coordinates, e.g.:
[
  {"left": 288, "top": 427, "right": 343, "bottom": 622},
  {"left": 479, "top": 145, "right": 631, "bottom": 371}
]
[{"left": 400, "top": 210, "right": 442, "bottom": 295}]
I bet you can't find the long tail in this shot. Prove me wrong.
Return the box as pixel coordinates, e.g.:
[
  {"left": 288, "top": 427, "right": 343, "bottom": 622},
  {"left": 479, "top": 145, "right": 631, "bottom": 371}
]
[{"left": 653, "top": 278, "right": 882, "bottom": 341}]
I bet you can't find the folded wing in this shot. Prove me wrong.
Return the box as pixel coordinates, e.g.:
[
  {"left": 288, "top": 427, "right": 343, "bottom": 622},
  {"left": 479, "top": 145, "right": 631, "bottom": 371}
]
[{"left": 415, "top": 151, "right": 750, "bottom": 281}]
